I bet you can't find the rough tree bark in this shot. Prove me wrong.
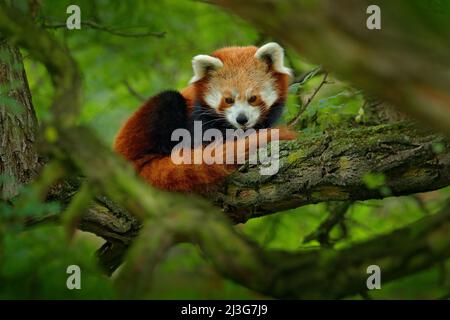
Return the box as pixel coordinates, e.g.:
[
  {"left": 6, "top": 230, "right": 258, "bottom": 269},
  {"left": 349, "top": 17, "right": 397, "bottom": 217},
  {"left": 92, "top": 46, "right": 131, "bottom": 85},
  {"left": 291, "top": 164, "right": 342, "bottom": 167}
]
[
  {"left": 1, "top": 3, "right": 450, "bottom": 299},
  {"left": 210, "top": 123, "right": 450, "bottom": 222},
  {"left": 0, "top": 36, "right": 40, "bottom": 200},
  {"left": 44, "top": 122, "right": 450, "bottom": 226}
]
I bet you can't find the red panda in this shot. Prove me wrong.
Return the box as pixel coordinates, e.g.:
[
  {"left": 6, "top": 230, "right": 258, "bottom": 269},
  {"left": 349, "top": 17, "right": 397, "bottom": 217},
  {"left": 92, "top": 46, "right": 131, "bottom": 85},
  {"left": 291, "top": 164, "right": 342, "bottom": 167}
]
[{"left": 114, "top": 42, "right": 297, "bottom": 191}]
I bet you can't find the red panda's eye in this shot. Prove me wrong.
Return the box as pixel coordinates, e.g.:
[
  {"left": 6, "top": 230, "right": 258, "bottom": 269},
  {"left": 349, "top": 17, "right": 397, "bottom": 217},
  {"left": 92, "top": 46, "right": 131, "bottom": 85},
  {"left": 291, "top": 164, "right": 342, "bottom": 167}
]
[
  {"left": 225, "top": 97, "right": 234, "bottom": 104},
  {"left": 248, "top": 95, "right": 257, "bottom": 103}
]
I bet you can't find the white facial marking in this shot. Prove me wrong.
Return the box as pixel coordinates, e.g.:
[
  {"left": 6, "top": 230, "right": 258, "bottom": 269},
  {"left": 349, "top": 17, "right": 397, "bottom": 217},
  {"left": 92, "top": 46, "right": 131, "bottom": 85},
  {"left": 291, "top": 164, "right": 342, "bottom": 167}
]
[
  {"left": 225, "top": 101, "right": 261, "bottom": 129},
  {"left": 204, "top": 86, "right": 222, "bottom": 109},
  {"left": 190, "top": 55, "right": 223, "bottom": 84},
  {"left": 245, "top": 88, "right": 253, "bottom": 99},
  {"left": 260, "top": 81, "right": 278, "bottom": 107},
  {"left": 255, "top": 42, "right": 292, "bottom": 76}
]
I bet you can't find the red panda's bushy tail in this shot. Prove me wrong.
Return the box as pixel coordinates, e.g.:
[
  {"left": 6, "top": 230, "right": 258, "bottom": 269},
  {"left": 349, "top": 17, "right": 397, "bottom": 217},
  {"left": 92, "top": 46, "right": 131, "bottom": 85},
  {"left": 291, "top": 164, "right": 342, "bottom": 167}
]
[
  {"left": 113, "top": 90, "right": 237, "bottom": 192},
  {"left": 137, "top": 155, "right": 235, "bottom": 191}
]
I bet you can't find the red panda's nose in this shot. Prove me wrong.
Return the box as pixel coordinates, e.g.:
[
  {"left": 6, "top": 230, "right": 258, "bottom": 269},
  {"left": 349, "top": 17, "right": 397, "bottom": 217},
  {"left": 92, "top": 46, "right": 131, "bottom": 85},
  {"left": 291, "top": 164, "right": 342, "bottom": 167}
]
[{"left": 236, "top": 114, "right": 249, "bottom": 125}]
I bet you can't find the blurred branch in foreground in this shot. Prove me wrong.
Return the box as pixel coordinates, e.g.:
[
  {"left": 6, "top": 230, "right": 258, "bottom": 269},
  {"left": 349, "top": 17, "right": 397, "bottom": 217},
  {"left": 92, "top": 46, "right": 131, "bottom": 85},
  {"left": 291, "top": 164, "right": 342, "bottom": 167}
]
[
  {"left": 213, "top": 0, "right": 450, "bottom": 137},
  {"left": 42, "top": 20, "right": 166, "bottom": 38},
  {"left": 1, "top": 3, "right": 450, "bottom": 299}
]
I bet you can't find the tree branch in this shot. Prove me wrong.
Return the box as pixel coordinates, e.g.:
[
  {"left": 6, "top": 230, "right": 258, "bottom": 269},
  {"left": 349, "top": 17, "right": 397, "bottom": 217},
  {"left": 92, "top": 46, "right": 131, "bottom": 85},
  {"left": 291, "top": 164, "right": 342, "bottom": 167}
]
[
  {"left": 209, "top": 122, "right": 450, "bottom": 223},
  {"left": 42, "top": 20, "right": 166, "bottom": 38},
  {"left": 303, "top": 201, "right": 351, "bottom": 246},
  {"left": 45, "top": 121, "right": 450, "bottom": 226},
  {"left": 123, "top": 79, "right": 146, "bottom": 102}
]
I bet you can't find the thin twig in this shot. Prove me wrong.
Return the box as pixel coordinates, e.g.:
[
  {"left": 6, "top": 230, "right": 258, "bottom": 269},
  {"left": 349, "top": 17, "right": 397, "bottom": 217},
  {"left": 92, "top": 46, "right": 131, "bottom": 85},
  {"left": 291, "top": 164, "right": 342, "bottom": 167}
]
[
  {"left": 42, "top": 20, "right": 166, "bottom": 38},
  {"left": 303, "top": 201, "right": 351, "bottom": 246},
  {"left": 123, "top": 80, "right": 146, "bottom": 102},
  {"left": 291, "top": 66, "right": 324, "bottom": 86},
  {"left": 289, "top": 71, "right": 328, "bottom": 127}
]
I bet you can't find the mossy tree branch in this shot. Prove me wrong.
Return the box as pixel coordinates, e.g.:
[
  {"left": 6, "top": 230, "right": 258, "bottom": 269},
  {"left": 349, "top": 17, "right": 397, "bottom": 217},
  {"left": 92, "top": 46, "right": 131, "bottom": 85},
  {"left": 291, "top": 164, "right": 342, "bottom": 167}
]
[
  {"left": 1, "top": 3, "right": 450, "bottom": 299},
  {"left": 210, "top": 122, "right": 450, "bottom": 223}
]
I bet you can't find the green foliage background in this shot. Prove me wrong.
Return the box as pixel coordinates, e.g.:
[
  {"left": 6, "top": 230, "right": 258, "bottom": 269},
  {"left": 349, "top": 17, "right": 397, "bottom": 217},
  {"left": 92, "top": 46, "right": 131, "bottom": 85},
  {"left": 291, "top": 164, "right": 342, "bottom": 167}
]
[{"left": 0, "top": 0, "right": 449, "bottom": 299}]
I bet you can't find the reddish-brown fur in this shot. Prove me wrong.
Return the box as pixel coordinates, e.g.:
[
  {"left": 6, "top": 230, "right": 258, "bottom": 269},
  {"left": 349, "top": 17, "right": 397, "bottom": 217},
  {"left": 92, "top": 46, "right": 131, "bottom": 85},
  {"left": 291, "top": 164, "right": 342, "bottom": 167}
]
[{"left": 114, "top": 46, "right": 296, "bottom": 192}]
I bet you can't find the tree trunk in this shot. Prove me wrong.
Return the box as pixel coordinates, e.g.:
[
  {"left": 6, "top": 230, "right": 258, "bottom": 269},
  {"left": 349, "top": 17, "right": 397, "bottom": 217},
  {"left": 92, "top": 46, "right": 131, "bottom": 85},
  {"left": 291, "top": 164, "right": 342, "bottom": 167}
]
[{"left": 0, "top": 36, "right": 40, "bottom": 200}]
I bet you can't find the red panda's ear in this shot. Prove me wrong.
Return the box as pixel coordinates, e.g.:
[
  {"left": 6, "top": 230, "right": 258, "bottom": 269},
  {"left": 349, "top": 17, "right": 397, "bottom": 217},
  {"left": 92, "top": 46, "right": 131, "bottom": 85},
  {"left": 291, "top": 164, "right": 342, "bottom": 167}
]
[
  {"left": 190, "top": 55, "right": 223, "bottom": 84},
  {"left": 255, "top": 42, "right": 292, "bottom": 77}
]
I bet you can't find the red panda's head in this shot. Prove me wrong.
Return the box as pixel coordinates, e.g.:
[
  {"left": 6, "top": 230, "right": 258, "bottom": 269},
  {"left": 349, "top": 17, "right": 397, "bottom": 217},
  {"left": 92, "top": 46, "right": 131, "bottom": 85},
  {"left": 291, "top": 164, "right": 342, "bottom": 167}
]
[{"left": 189, "top": 43, "right": 292, "bottom": 130}]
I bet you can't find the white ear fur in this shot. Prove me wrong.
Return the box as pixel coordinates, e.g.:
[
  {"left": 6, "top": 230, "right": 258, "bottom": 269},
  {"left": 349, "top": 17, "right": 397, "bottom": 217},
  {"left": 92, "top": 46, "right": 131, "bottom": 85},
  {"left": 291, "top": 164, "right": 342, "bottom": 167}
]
[
  {"left": 189, "top": 54, "right": 223, "bottom": 84},
  {"left": 255, "top": 42, "right": 292, "bottom": 76}
]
